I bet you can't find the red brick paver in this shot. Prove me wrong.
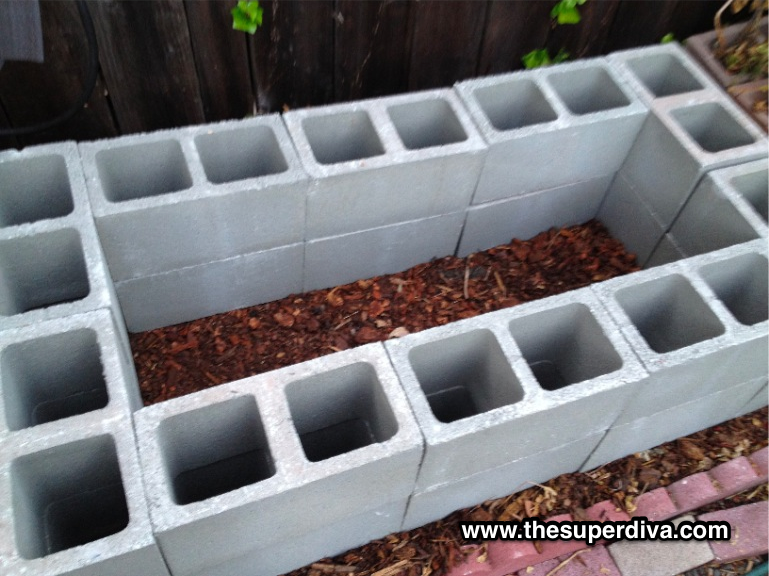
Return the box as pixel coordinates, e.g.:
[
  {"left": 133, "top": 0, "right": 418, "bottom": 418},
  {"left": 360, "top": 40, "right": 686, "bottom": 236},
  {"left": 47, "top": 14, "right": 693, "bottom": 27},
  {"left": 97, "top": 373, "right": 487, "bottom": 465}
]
[
  {"left": 667, "top": 472, "right": 720, "bottom": 513},
  {"left": 709, "top": 456, "right": 762, "bottom": 494},
  {"left": 517, "top": 545, "right": 622, "bottom": 576},
  {"left": 699, "top": 501, "right": 769, "bottom": 563},
  {"left": 631, "top": 487, "right": 677, "bottom": 521}
]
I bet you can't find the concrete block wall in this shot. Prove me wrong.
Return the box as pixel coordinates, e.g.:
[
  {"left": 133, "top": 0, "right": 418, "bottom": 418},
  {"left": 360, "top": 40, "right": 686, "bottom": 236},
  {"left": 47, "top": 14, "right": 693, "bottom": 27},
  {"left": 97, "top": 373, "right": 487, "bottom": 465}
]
[{"left": 0, "top": 45, "right": 766, "bottom": 576}]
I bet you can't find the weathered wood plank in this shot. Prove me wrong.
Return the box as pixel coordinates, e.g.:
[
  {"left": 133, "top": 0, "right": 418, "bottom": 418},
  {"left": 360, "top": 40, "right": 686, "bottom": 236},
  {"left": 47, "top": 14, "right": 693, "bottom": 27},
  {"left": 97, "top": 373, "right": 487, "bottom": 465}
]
[
  {"left": 0, "top": 101, "right": 20, "bottom": 151},
  {"left": 334, "top": 0, "right": 413, "bottom": 102},
  {"left": 408, "top": 1, "right": 489, "bottom": 90},
  {"left": 0, "top": 0, "right": 117, "bottom": 147},
  {"left": 184, "top": 0, "right": 254, "bottom": 122},
  {"left": 250, "top": 0, "right": 335, "bottom": 112},
  {"left": 603, "top": 0, "right": 681, "bottom": 52},
  {"left": 88, "top": 0, "right": 204, "bottom": 133},
  {"left": 478, "top": 1, "right": 553, "bottom": 75},
  {"left": 546, "top": 0, "right": 621, "bottom": 60}
]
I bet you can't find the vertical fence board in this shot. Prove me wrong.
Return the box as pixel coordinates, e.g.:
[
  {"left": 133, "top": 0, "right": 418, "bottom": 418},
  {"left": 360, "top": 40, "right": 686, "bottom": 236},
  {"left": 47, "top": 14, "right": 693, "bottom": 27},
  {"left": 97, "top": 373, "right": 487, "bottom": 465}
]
[
  {"left": 0, "top": 0, "right": 117, "bottom": 148},
  {"left": 546, "top": 0, "right": 621, "bottom": 60},
  {"left": 477, "top": 1, "right": 553, "bottom": 76},
  {"left": 0, "top": 103, "right": 20, "bottom": 151},
  {"left": 88, "top": 0, "right": 204, "bottom": 133},
  {"left": 334, "top": 0, "right": 413, "bottom": 102},
  {"left": 408, "top": 1, "right": 489, "bottom": 91},
  {"left": 250, "top": 0, "right": 335, "bottom": 112},
  {"left": 184, "top": 0, "right": 254, "bottom": 122},
  {"left": 603, "top": 0, "right": 682, "bottom": 52}
]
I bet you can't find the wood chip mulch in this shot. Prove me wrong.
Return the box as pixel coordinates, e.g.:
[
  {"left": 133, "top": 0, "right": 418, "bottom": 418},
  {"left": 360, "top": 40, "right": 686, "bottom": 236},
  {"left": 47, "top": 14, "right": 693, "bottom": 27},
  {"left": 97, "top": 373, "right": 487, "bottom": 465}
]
[{"left": 130, "top": 219, "right": 639, "bottom": 406}]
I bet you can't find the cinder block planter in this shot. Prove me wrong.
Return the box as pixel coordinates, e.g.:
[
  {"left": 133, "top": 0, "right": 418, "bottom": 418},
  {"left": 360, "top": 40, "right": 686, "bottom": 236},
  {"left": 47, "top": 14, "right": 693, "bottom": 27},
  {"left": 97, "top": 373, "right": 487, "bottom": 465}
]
[
  {"left": 283, "top": 88, "right": 487, "bottom": 240},
  {"left": 0, "top": 46, "right": 767, "bottom": 576},
  {"left": 134, "top": 344, "right": 422, "bottom": 576},
  {"left": 79, "top": 116, "right": 308, "bottom": 282},
  {"left": 0, "top": 143, "right": 121, "bottom": 336}
]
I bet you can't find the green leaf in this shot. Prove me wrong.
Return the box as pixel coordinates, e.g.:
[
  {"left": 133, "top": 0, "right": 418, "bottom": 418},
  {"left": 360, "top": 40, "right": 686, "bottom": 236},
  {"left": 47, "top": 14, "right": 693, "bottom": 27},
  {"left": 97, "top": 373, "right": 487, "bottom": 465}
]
[
  {"left": 522, "top": 49, "right": 551, "bottom": 69},
  {"left": 551, "top": 0, "right": 585, "bottom": 24},
  {"left": 553, "top": 48, "right": 570, "bottom": 63},
  {"left": 231, "top": 1, "right": 263, "bottom": 34},
  {"left": 661, "top": 32, "right": 675, "bottom": 44}
]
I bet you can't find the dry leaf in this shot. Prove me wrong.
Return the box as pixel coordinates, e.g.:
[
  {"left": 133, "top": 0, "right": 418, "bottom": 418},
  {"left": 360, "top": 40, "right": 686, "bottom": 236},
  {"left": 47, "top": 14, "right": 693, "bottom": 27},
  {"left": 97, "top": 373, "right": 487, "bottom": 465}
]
[
  {"left": 326, "top": 288, "right": 344, "bottom": 307},
  {"left": 678, "top": 438, "right": 705, "bottom": 461},
  {"left": 388, "top": 327, "right": 410, "bottom": 339},
  {"left": 273, "top": 311, "right": 295, "bottom": 328}
]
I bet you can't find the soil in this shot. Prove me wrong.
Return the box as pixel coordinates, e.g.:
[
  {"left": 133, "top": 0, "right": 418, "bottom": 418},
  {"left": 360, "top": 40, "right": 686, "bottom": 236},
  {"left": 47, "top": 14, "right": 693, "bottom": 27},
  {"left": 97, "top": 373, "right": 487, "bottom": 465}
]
[{"left": 131, "top": 219, "right": 639, "bottom": 406}]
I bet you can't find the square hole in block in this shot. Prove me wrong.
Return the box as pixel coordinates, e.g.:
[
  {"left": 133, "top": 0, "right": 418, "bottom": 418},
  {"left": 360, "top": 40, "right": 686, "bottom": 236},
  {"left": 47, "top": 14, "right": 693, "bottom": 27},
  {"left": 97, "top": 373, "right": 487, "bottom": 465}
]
[
  {"left": 508, "top": 303, "right": 623, "bottom": 391},
  {"left": 699, "top": 253, "right": 768, "bottom": 326},
  {"left": 548, "top": 67, "right": 630, "bottom": 115},
  {"left": 626, "top": 53, "right": 704, "bottom": 98},
  {"left": 158, "top": 395, "right": 274, "bottom": 505},
  {"left": 11, "top": 435, "right": 129, "bottom": 559},
  {"left": 731, "top": 169, "right": 768, "bottom": 222},
  {"left": 671, "top": 103, "right": 756, "bottom": 153},
  {"left": 408, "top": 329, "right": 523, "bottom": 423},
  {"left": 473, "top": 79, "right": 558, "bottom": 131},
  {"left": 0, "top": 155, "right": 74, "bottom": 227},
  {"left": 301, "top": 111, "right": 385, "bottom": 165},
  {"left": 195, "top": 125, "right": 288, "bottom": 184},
  {"left": 0, "top": 229, "right": 90, "bottom": 317},
  {"left": 285, "top": 362, "right": 398, "bottom": 462},
  {"left": 2, "top": 329, "right": 108, "bottom": 431},
  {"left": 387, "top": 98, "right": 467, "bottom": 150},
  {"left": 96, "top": 139, "right": 192, "bottom": 202},
  {"left": 615, "top": 274, "right": 725, "bottom": 354}
]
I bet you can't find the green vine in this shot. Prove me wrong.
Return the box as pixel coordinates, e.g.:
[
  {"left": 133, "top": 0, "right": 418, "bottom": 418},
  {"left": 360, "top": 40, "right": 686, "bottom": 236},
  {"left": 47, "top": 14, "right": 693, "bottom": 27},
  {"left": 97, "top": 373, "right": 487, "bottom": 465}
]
[
  {"left": 231, "top": 1, "right": 263, "bottom": 35},
  {"left": 523, "top": 0, "right": 587, "bottom": 69}
]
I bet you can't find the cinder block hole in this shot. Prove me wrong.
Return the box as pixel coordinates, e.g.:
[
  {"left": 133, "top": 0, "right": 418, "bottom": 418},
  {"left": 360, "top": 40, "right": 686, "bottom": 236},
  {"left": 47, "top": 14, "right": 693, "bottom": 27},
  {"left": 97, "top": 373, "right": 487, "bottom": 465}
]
[
  {"left": 285, "top": 362, "right": 398, "bottom": 461},
  {"left": 302, "top": 111, "right": 385, "bottom": 165},
  {"left": 731, "top": 169, "right": 768, "bottom": 222},
  {"left": 0, "top": 229, "right": 90, "bottom": 316},
  {"left": 387, "top": 98, "right": 467, "bottom": 149},
  {"left": 96, "top": 139, "right": 192, "bottom": 202},
  {"left": 408, "top": 329, "right": 523, "bottom": 423},
  {"left": 671, "top": 102, "right": 756, "bottom": 153},
  {"left": 508, "top": 303, "right": 623, "bottom": 391},
  {"left": 158, "top": 395, "right": 274, "bottom": 505},
  {"left": 699, "top": 254, "right": 768, "bottom": 326},
  {"left": 626, "top": 53, "right": 704, "bottom": 97},
  {"left": 10, "top": 435, "right": 128, "bottom": 559},
  {"left": 0, "top": 155, "right": 74, "bottom": 227},
  {"left": 615, "top": 274, "right": 725, "bottom": 354},
  {"left": 547, "top": 67, "right": 630, "bottom": 115},
  {"left": 195, "top": 125, "right": 289, "bottom": 184},
  {"left": 1, "top": 329, "right": 108, "bottom": 431},
  {"left": 473, "top": 79, "right": 557, "bottom": 130}
]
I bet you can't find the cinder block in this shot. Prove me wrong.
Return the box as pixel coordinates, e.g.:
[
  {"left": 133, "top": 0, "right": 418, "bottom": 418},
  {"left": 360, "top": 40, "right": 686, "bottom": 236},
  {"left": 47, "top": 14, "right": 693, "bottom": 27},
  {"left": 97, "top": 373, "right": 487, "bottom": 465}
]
[
  {"left": 581, "top": 376, "right": 765, "bottom": 471},
  {"left": 401, "top": 431, "right": 604, "bottom": 531},
  {"left": 0, "top": 417, "right": 169, "bottom": 576},
  {"left": 597, "top": 172, "right": 666, "bottom": 264},
  {"left": 592, "top": 242, "right": 768, "bottom": 426},
  {"left": 189, "top": 498, "right": 408, "bottom": 576},
  {"left": 385, "top": 287, "right": 645, "bottom": 493},
  {"left": 134, "top": 344, "right": 422, "bottom": 576},
  {"left": 0, "top": 143, "right": 119, "bottom": 334},
  {"left": 304, "top": 212, "right": 465, "bottom": 292},
  {"left": 738, "top": 382, "right": 768, "bottom": 415},
  {"left": 79, "top": 116, "right": 308, "bottom": 281},
  {"left": 646, "top": 234, "right": 685, "bottom": 269},
  {"left": 607, "top": 43, "right": 719, "bottom": 104},
  {"left": 454, "top": 58, "right": 647, "bottom": 204},
  {"left": 0, "top": 310, "right": 140, "bottom": 442},
  {"left": 115, "top": 243, "right": 303, "bottom": 332},
  {"left": 603, "top": 93, "right": 766, "bottom": 235},
  {"left": 283, "top": 89, "right": 487, "bottom": 239},
  {"left": 457, "top": 174, "right": 611, "bottom": 257}
]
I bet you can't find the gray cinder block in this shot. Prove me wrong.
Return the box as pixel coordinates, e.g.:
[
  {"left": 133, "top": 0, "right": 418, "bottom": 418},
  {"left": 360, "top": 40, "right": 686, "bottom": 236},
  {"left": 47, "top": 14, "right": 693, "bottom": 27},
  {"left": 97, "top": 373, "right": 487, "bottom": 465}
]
[
  {"left": 401, "top": 431, "right": 604, "bottom": 531},
  {"left": 607, "top": 43, "right": 719, "bottom": 104},
  {"left": 582, "top": 376, "right": 765, "bottom": 471},
  {"left": 385, "top": 287, "right": 646, "bottom": 494},
  {"left": 303, "top": 212, "right": 465, "bottom": 292},
  {"left": 454, "top": 58, "right": 647, "bottom": 204},
  {"left": 134, "top": 344, "right": 422, "bottom": 576},
  {"left": 0, "top": 310, "right": 141, "bottom": 441},
  {"left": 457, "top": 174, "right": 612, "bottom": 256},
  {"left": 283, "top": 89, "right": 487, "bottom": 240},
  {"left": 592, "top": 240, "right": 768, "bottom": 427},
  {"left": 601, "top": 93, "right": 766, "bottom": 239},
  {"left": 0, "top": 143, "right": 120, "bottom": 334},
  {"left": 0, "top": 417, "right": 169, "bottom": 576},
  {"left": 646, "top": 234, "right": 686, "bottom": 269},
  {"left": 737, "top": 381, "right": 768, "bottom": 416},
  {"left": 79, "top": 116, "right": 309, "bottom": 281},
  {"left": 115, "top": 243, "right": 303, "bottom": 332}
]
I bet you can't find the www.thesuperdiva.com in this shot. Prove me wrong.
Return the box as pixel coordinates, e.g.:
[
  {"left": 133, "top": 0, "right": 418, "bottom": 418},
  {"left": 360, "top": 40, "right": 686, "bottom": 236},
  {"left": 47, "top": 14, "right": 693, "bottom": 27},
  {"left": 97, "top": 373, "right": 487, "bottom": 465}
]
[{"left": 460, "top": 517, "right": 730, "bottom": 546}]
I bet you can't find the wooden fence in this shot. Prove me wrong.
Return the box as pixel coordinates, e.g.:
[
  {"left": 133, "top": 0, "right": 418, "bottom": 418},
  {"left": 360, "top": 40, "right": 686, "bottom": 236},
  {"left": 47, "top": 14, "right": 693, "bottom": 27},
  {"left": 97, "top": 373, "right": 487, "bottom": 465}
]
[{"left": 0, "top": 0, "right": 725, "bottom": 151}]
